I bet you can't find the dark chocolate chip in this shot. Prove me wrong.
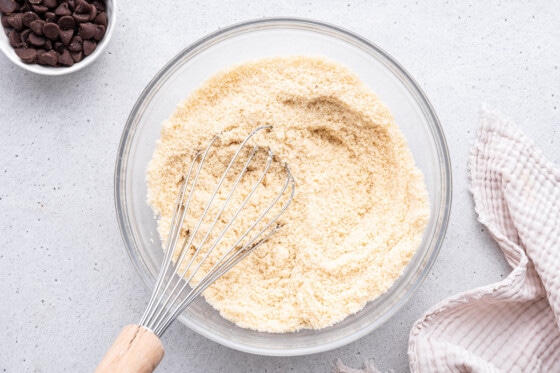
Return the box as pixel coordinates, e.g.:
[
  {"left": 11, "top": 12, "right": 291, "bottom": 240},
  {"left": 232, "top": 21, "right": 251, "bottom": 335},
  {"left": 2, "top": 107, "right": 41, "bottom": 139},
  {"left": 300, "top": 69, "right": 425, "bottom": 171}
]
[
  {"left": 57, "top": 14, "right": 73, "bottom": 29},
  {"left": 92, "top": 0, "right": 104, "bottom": 12},
  {"left": 29, "top": 19, "right": 44, "bottom": 34},
  {"left": 31, "top": 4, "right": 48, "bottom": 13},
  {"left": 70, "top": 49, "right": 82, "bottom": 62},
  {"left": 67, "top": 34, "right": 81, "bottom": 51},
  {"left": 59, "top": 27, "right": 72, "bottom": 44},
  {"left": 53, "top": 40, "right": 63, "bottom": 52},
  {"left": 72, "top": 11, "right": 88, "bottom": 23},
  {"left": 82, "top": 38, "right": 95, "bottom": 55},
  {"left": 1, "top": 14, "right": 9, "bottom": 27},
  {"left": 28, "top": 0, "right": 42, "bottom": 5},
  {"left": 21, "top": 11, "right": 38, "bottom": 27},
  {"left": 53, "top": 2, "right": 70, "bottom": 16},
  {"left": 92, "top": 23, "right": 104, "bottom": 41},
  {"left": 94, "top": 11, "right": 105, "bottom": 27},
  {"left": 42, "top": 21, "right": 59, "bottom": 39},
  {"left": 0, "top": 0, "right": 17, "bottom": 14},
  {"left": 77, "top": 21, "right": 94, "bottom": 38},
  {"left": 74, "top": 0, "right": 87, "bottom": 13},
  {"left": 44, "top": 38, "right": 51, "bottom": 50},
  {"left": 57, "top": 47, "right": 73, "bottom": 65},
  {"left": 27, "top": 32, "right": 45, "bottom": 46},
  {"left": 44, "top": 11, "right": 56, "bottom": 22},
  {"left": 8, "top": 29, "right": 24, "bottom": 47},
  {"left": 37, "top": 49, "right": 57, "bottom": 65},
  {"left": 88, "top": 3, "right": 96, "bottom": 20},
  {"left": 7, "top": 12, "right": 23, "bottom": 30},
  {"left": 15, "top": 47, "right": 37, "bottom": 63},
  {"left": 42, "top": 0, "right": 57, "bottom": 8},
  {"left": 19, "top": 3, "right": 30, "bottom": 13},
  {"left": 20, "top": 27, "right": 30, "bottom": 42},
  {"left": 66, "top": 0, "right": 75, "bottom": 10}
]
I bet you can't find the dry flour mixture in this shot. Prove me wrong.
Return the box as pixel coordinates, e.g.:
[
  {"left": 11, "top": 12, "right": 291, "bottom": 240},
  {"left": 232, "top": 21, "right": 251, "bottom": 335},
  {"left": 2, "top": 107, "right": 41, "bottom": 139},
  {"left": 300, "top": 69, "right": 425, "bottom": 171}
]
[{"left": 147, "top": 56, "right": 430, "bottom": 332}]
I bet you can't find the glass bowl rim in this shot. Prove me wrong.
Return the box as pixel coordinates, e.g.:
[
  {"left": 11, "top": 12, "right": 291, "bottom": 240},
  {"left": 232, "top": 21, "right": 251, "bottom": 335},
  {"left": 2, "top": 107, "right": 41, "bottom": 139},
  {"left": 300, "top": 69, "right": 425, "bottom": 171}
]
[{"left": 114, "top": 16, "right": 452, "bottom": 356}]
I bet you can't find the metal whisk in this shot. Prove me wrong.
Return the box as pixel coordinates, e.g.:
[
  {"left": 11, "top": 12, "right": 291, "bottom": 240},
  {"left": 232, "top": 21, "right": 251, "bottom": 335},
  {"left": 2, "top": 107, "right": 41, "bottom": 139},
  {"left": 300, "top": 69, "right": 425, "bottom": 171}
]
[{"left": 96, "top": 127, "right": 295, "bottom": 373}]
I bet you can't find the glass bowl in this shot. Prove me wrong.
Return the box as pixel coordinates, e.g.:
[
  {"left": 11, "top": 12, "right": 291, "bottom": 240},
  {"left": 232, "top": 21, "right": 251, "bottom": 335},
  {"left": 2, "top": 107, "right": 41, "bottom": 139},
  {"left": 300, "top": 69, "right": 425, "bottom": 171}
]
[{"left": 115, "top": 17, "right": 451, "bottom": 356}]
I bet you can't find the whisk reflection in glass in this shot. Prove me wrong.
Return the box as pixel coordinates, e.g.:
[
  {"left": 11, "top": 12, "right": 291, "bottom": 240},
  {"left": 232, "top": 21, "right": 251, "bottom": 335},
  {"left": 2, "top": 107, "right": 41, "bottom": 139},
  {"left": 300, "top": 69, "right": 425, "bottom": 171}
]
[{"left": 96, "top": 126, "right": 295, "bottom": 373}]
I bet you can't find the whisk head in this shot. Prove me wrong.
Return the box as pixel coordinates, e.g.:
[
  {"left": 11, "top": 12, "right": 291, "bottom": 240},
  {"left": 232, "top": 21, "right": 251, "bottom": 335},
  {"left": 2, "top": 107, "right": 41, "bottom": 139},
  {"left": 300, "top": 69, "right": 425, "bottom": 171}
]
[{"left": 140, "top": 126, "right": 295, "bottom": 336}]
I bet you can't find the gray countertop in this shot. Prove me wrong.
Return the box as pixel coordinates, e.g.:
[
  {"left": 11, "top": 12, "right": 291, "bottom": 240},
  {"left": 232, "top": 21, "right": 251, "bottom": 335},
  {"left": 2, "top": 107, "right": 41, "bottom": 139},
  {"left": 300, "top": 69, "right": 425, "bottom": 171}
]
[{"left": 1, "top": 1, "right": 559, "bottom": 372}]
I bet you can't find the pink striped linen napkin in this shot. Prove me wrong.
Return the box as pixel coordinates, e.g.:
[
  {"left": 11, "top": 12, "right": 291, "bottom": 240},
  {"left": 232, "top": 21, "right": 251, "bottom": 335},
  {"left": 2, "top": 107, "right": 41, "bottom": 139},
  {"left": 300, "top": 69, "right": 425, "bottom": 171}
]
[
  {"left": 335, "top": 109, "right": 560, "bottom": 372},
  {"left": 408, "top": 109, "right": 560, "bottom": 372}
]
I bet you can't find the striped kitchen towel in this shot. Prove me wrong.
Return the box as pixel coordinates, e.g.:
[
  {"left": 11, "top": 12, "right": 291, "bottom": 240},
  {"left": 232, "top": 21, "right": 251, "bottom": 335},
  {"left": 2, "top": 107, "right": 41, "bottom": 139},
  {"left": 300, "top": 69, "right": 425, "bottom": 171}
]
[{"left": 409, "top": 109, "right": 560, "bottom": 372}]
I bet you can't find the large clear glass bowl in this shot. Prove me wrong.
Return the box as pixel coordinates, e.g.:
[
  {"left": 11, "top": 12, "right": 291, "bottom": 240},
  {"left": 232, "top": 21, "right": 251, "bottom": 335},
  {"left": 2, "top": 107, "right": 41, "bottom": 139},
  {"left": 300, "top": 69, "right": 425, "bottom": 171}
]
[{"left": 115, "top": 18, "right": 451, "bottom": 356}]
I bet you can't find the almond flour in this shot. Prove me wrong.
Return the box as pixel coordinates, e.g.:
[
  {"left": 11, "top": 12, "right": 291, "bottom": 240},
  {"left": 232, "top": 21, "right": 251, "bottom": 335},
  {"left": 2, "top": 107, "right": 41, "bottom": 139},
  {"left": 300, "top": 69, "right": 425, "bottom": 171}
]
[{"left": 146, "top": 56, "right": 430, "bottom": 332}]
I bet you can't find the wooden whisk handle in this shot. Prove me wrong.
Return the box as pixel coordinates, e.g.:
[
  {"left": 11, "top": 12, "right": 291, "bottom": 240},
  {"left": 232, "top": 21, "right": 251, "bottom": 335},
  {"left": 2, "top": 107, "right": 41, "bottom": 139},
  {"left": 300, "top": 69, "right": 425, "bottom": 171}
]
[{"left": 95, "top": 324, "right": 164, "bottom": 373}]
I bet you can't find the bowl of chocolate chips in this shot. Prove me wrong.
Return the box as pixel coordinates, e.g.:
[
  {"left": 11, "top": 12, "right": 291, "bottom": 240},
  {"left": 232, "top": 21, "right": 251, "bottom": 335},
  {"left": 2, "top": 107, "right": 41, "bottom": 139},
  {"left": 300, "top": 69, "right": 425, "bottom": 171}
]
[{"left": 0, "top": 0, "right": 115, "bottom": 75}]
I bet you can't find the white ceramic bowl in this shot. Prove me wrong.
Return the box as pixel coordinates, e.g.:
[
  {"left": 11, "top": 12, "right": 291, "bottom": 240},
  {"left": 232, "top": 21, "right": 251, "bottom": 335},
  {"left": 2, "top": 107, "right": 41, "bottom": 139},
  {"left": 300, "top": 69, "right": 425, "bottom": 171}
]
[
  {"left": 0, "top": 0, "right": 116, "bottom": 75},
  {"left": 116, "top": 18, "right": 452, "bottom": 356}
]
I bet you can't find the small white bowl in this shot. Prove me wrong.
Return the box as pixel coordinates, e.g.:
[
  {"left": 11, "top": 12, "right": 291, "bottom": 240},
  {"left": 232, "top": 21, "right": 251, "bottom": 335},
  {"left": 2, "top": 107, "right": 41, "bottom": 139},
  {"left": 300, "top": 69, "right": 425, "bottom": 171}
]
[{"left": 0, "top": 0, "right": 116, "bottom": 76}]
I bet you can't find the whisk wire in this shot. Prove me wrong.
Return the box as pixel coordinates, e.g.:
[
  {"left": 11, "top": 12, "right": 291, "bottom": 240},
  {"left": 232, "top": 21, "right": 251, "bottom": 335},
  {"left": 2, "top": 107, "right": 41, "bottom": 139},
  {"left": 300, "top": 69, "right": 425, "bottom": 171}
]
[
  {"left": 140, "top": 151, "right": 203, "bottom": 328},
  {"left": 178, "top": 145, "right": 262, "bottom": 285},
  {"left": 144, "top": 127, "right": 267, "bottom": 332},
  {"left": 141, "top": 135, "right": 219, "bottom": 329},
  {"left": 156, "top": 161, "right": 294, "bottom": 335},
  {"left": 141, "top": 126, "right": 295, "bottom": 337},
  {"left": 168, "top": 166, "right": 295, "bottom": 316},
  {"left": 148, "top": 145, "right": 263, "bottom": 332}
]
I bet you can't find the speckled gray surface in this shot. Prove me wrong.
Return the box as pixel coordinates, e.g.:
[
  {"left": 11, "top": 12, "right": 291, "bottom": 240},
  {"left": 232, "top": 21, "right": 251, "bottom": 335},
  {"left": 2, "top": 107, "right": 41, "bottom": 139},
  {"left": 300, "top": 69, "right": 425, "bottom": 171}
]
[{"left": 1, "top": 1, "right": 559, "bottom": 372}]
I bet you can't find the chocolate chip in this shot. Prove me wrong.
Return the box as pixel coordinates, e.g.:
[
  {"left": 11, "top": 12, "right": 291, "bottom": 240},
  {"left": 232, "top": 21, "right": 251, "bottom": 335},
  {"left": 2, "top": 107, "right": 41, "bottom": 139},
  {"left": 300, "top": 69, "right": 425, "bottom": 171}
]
[
  {"left": 58, "top": 14, "right": 73, "bottom": 29},
  {"left": 82, "top": 38, "right": 95, "bottom": 55},
  {"left": 31, "top": 4, "right": 48, "bottom": 13},
  {"left": 70, "top": 49, "right": 82, "bottom": 62},
  {"left": 37, "top": 49, "right": 57, "bottom": 65},
  {"left": 67, "top": 34, "right": 81, "bottom": 51},
  {"left": 42, "top": 0, "right": 57, "bottom": 8},
  {"left": 27, "top": 31, "right": 45, "bottom": 46},
  {"left": 53, "top": 41, "right": 63, "bottom": 52},
  {"left": 28, "top": 0, "right": 42, "bottom": 5},
  {"left": 54, "top": 2, "right": 70, "bottom": 16},
  {"left": 59, "top": 28, "right": 72, "bottom": 44},
  {"left": 43, "top": 12, "right": 53, "bottom": 23},
  {"left": 29, "top": 19, "right": 44, "bottom": 34},
  {"left": 15, "top": 47, "right": 37, "bottom": 63},
  {"left": 44, "top": 37, "right": 51, "bottom": 50},
  {"left": 20, "top": 27, "right": 31, "bottom": 42},
  {"left": 21, "top": 11, "right": 38, "bottom": 27},
  {"left": 92, "top": 0, "right": 104, "bottom": 12},
  {"left": 94, "top": 11, "right": 105, "bottom": 27},
  {"left": 42, "top": 21, "right": 59, "bottom": 39},
  {"left": 57, "top": 47, "right": 73, "bottom": 65},
  {"left": 92, "top": 23, "right": 104, "bottom": 40},
  {"left": 77, "top": 21, "right": 94, "bottom": 38},
  {"left": 66, "top": 0, "right": 75, "bottom": 10},
  {"left": 0, "top": 14, "right": 9, "bottom": 28},
  {"left": 19, "top": 3, "right": 30, "bottom": 13},
  {"left": 74, "top": 0, "right": 88, "bottom": 13},
  {"left": 7, "top": 13, "right": 23, "bottom": 30},
  {"left": 8, "top": 29, "right": 23, "bottom": 47},
  {"left": 0, "top": 0, "right": 17, "bottom": 14},
  {"left": 88, "top": 3, "right": 96, "bottom": 20},
  {"left": 72, "top": 11, "right": 88, "bottom": 23}
]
